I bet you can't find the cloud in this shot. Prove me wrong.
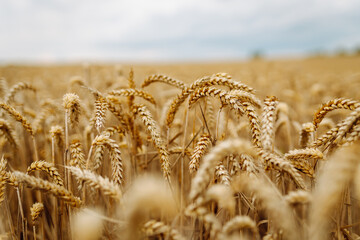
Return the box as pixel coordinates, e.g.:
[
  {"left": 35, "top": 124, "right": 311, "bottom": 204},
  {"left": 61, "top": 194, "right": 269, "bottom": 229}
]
[{"left": 1, "top": 0, "right": 360, "bottom": 62}]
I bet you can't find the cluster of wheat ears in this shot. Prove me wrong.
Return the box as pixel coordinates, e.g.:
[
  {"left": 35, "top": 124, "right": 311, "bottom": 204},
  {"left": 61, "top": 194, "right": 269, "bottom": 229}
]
[{"left": 0, "top": 66, "right": 359, "bottom": 240}]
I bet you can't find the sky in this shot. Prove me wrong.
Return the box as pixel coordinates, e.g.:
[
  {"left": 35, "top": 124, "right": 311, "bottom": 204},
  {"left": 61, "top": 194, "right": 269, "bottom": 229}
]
[{"left": 0, "top": 0, "right": 360, "bottom": 63}]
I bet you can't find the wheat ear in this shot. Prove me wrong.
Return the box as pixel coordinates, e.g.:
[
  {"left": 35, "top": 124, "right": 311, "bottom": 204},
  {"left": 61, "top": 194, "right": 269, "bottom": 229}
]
[
  {"left": 30, "top": 202, "right": 44, "bottom": 240},
  {"left": 125, "top": 176, "right": 176, "bottom": 240},
  {"left": 309, "top": 144, "right": 360, "bottom": 240},
  {"left": 0, "top": 118, "right": 19, "bottom": 148},
  {"left": 313, "top": 98, "right": 360, "bottom": 129},
  {"left": 105, "top": 96, "right": 129, "bottom": 131},
  {"left": 13, "top": 171, "right": 81, "bottom": 207},
  {"left": 142, "top": 220, "right": 185, "bottom": 240},
  {"left": 222, "top": 215, "right": 258, "bottom": 238},
  {"left": 132, "top": 104, "right": 171, "bottom": 180},
  {"left": 0, "top": 157, "right": 6, "bottom": 204},
  {"left": 0, "top": 77, "right": 7, "bottom": 98},
  {"left": 334, "top": 107, "right": 360, "bottom": 144},
  {"left": 50, "top": 125, "right": 64, "bottom": 149},
  {"left": 142, "top": 74, "right": 187, "bottom": 89},
  {"left": 4, "top": 82, "right": 36, "bottom": 103},
  {"left": 299, "top": 122, "right": 315, "bottom": 148},
  {"left": 261, "top": 96, "right": 278, "bottom": 151},
  {"left": 284, "top": 190, "right": 311, "bottom": 205},
  {"left": 91, "top": 135, "right": 124, "bottom": 186},
  {"left": 189, "top": 138, "right": 256, "bottom": 201},
  {"left": 0, "top": 102, "right": 34, "bottom": 135},
  {"left": 27, "top": 160, "right": 64, "bottom": 186},
  {"left": 70, "top": 140, "right": 86, "bottom": 169},
  {"left": 232, "top": 174, "right": 301, "bottom": 240},
  {"left": 63, "top": 93, "right": 81, "bottom": 128},
  {"left": 259, "top": 150, "right": 306, "bottom": 189},
  {"left": 67, "top": 166, "right": 122, "bottom": 200},
  {"left": 108, "top": 89, "right": 156, "bottom": 105},
  {"left": 189, "top": 133, "right": 212, "bottom": 174},
  {"left": 94, "top": 96, "right": 108, "bottom": 133},
  {"left": 165, "top": 73, "right": 254, "bottom": 126},
  {"left": 30, "top": 202, "right": 44, "bottom": 223},
  {"left": 215, "top": 164, "right": 231, "bottom": 186}
]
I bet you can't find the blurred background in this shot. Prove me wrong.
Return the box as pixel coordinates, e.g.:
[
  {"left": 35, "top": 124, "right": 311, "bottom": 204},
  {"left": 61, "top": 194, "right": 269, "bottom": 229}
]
[{"left": 1, "top": 0, "right": 360, "bottom": 63}]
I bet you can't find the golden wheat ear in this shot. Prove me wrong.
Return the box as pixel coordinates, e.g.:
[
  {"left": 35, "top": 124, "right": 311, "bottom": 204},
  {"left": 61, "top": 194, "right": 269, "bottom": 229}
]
[
  {"left": 27, "top": 160, "right": 64, "bottom": 186},
  {"left": 142, "top": 74, "right": 187, "bottom": 89},
  {"left": 313, "top": 98, "right": 360, "bottom": 129},
  {"left": 0, "top": 102, "right": 34, "bottom": 136},
  {"left": 133, "top": 104, "right": 171, "bottom": 181},
  {"left": 189, "top": 133, "right": 211, "bottom": 174},
  {"left": 261, "top": 96, "right": 278, "bottom": 151},
  {"left": 63, "top": 93, "right": 81, "bottom": 128},
  {"left": 4, "top": 82, "right": 36, "bottom": 104},
  {"left": 13, "top": 171, "right": 81, "bottom": 207},
  {"left": 232, "top": 174, "right": 301, "bottom": 240},
  {"left": 67, "top": 166, "right": 122, "bottom": 200}
]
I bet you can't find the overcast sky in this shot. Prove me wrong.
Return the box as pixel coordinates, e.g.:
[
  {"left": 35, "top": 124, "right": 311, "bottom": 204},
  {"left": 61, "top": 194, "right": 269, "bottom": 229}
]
[{"left": 1, "top": 0, "right": 360, "bottom": 63}]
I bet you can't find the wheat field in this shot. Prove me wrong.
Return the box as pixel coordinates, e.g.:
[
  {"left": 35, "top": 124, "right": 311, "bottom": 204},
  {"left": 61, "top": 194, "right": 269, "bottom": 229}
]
[{"left": 0, "top": 56, "right": 360, "bottom": 240}]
